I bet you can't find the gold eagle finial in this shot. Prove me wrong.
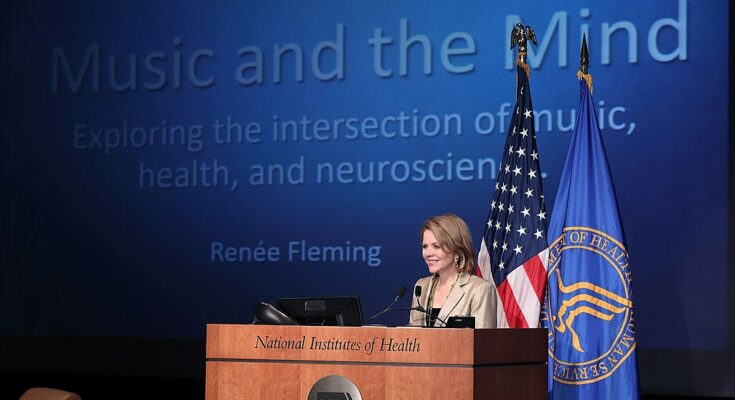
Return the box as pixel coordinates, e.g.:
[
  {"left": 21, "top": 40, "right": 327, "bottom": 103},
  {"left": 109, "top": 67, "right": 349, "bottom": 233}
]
[{"left": 510, "top": 23, "right": 537, "bottom": 76}]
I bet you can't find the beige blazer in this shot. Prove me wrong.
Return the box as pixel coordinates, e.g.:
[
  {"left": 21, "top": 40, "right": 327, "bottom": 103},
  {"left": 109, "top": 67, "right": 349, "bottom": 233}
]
[{"left": 409, "top": 272, "right": 497, "bottom": 328}]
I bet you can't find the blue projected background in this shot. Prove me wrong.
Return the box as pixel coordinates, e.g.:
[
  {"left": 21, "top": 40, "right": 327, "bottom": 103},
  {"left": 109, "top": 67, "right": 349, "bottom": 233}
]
[{"left": 0, "top": 0, "right": 727, "bottom": 352}]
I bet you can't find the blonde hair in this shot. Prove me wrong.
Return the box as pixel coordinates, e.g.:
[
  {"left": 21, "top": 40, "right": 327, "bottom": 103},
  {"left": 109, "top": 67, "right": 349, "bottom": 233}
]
[{"left": 421, "top": 213, "right": 475, "bottom": 274}]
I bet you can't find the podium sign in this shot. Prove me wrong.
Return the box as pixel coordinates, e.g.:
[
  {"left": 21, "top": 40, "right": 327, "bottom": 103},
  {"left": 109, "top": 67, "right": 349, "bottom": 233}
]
[{"left": 205, "top": 324, "right": 546, "bottom": 399}]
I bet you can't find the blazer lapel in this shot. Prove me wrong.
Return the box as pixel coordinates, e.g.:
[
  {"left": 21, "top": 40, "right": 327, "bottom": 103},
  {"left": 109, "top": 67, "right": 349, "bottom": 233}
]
[{"left": 436, "top": 273, "right": 470, "bottom": 326}]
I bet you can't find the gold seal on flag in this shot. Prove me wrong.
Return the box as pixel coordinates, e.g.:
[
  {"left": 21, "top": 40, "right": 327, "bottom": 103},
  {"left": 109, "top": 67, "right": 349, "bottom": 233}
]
[{"left": 545, "top": 227, "right": 636, "bottom": 385}]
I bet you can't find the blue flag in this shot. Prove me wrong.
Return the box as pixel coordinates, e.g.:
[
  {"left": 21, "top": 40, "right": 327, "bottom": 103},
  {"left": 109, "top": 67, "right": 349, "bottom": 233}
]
[{"left": 543, "top": 78, "right": 640, "bottom": 399}]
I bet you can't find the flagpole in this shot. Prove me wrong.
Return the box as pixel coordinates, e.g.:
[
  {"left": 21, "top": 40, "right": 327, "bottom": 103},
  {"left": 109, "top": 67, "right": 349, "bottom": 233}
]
[{"left": 577, "top": 34, "right": 593, "bottom": 94}]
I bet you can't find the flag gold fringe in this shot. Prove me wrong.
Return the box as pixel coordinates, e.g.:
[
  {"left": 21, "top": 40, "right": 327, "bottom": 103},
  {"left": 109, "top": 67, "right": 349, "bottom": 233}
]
[
  {"left": 577, "top": 71, "right": 593, "bottom": 95},
  {"left": 518, "top": 59, "right": 530, "bottom": 78}
]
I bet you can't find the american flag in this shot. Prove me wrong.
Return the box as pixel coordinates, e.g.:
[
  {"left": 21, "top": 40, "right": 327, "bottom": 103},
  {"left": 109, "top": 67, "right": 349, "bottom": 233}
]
[{"left": 476, "top": 65, "right": 549, "bottom": 328}]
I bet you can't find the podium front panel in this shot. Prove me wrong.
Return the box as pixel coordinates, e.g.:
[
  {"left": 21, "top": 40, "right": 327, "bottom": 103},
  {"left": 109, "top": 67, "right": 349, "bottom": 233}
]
[
  {"left": 205, "top": 324, "right": 546, "bottom": 400},
  {"left": 206, "top": 361, "right": 475, "bottom": 400}
]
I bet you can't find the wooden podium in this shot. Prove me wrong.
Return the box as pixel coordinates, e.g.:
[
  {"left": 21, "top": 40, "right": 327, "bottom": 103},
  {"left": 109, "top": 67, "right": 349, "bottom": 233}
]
[{"left": 205, "top": 324, "right": 547, "bottom": 400}]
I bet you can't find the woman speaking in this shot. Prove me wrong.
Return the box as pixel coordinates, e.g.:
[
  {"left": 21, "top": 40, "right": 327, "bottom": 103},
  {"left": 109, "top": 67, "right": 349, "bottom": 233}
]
[{"left": 409, "top": 214, "right": 497, "bottom": 328}]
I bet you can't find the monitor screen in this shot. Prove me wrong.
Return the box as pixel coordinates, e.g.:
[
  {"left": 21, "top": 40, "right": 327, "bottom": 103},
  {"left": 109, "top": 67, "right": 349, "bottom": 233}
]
[{"left": 277, "top": 297, "right": 363, "bottom": 327}]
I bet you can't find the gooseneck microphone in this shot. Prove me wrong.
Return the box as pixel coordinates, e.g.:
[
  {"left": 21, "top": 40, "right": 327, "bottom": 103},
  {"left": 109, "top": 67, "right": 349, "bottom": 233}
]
[
  {"left": 414, "top": 284, "right": 447, "bottom": 327},
  {"left": 377, "top": 285, "right": 447, "bottom": 326},
  {"left": 365, "top": 286, "right": 407, "bottom": 323},
  {"left": 396, "top": 286, "right": 407, "bottom": 300},
  {"left": 413, "top": 285, "right": 426, "bottom": 313},
  {"left": 390, "top": 285, "right": 425, "bottom": 315},
  {"left": 414, "top": 285, "right": 431, "bottom": 327}
]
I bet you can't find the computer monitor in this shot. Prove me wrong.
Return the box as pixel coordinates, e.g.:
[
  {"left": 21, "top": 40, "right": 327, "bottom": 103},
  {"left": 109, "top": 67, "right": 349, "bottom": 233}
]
[{"left": 277, "top": 296, "right": 363, "bottom": 327}]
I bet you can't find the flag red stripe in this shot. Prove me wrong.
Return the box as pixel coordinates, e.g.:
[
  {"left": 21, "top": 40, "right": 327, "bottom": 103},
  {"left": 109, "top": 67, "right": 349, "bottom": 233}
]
[
  {"left": 496, "top": 279, "right": 529, "bottom": 328},
  {"left": 522, "top": 255, "right": 547, "bottom": 304}
]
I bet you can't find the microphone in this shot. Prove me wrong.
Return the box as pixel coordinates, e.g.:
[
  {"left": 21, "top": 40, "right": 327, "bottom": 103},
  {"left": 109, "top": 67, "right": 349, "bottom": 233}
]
[
  {"left": 389, "top": 285, "right": 447, "bottom": 327},
  {"left": 414, "top": 284, "right": 447, "bottom": 327},
  {"left": 392, "top": 285, "right": 428, "bottom": 313},
  {"left": 365, "top": 286, "right": 407, "bottom": 322},
  {"left": 413, "top": 286, "right": 426, "bottom": 313}
]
